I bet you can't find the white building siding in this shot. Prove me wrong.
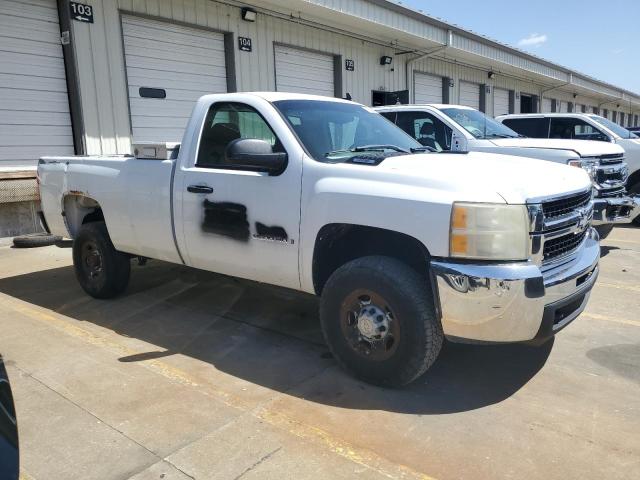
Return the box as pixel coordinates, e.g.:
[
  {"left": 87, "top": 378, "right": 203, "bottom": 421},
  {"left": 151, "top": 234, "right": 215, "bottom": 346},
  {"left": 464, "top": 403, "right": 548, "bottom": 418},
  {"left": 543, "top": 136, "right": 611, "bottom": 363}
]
[
  {"left": 0, "top": 0, "right": 74, "bottom": 166},
  {"left": 62, "top": 0, "right": 640, "bottom": 157},
  {"left": 71, "top": 0, "right": 407, "bottom": 154}
]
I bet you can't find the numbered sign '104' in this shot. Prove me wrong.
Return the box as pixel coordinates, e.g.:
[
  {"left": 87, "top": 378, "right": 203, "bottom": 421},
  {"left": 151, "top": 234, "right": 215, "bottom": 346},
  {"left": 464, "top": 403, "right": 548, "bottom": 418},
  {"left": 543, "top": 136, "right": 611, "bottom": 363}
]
[{"left": 70, "top": 2, "right": 94, "bottom": 23}]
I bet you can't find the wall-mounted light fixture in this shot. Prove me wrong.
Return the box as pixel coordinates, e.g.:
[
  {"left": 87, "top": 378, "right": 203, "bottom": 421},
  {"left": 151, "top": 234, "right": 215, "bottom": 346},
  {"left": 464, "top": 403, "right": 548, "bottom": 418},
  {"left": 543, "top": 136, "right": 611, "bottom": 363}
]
[
  {"left": 488, "top": 71, "right": 495, "bottom": 79},
  {"left": 241, "top": 7, "right": 257, "bottom": 22},
  {"left": 379, "top": 55, "right": 393, "bottom": 66}
]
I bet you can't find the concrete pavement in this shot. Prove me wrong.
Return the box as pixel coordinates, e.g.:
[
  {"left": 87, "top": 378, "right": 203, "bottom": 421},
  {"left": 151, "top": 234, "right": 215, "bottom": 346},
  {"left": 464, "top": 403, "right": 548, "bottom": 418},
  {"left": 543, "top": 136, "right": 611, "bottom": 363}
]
[{"left": 0, "top": 225, "right": 638, "bottom": 480}]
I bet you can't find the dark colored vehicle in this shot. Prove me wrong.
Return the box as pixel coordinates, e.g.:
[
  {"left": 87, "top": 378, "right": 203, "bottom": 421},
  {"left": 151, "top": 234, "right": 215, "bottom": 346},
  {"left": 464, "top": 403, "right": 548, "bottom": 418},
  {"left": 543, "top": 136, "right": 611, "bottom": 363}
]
[{"left": 0, "top": 356, "right": 19, "bottom": 480}]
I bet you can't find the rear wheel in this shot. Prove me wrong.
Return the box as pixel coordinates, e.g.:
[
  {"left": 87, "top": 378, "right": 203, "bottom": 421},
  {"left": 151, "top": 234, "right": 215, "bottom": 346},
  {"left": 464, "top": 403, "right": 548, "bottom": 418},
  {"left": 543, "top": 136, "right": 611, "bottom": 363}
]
[
  {"left": 72, "top": 222, "right": 130, "bottom": 299},
  {"left": 320, "top": 256, "right": 443, "bottom": 387}
]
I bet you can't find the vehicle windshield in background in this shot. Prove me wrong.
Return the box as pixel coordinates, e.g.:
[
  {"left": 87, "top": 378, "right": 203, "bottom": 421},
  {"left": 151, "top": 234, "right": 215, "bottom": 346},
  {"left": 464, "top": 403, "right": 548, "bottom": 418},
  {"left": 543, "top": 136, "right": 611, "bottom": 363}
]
[
  {"left": 590, "top": 115, "right": 639, "bottom": 139},
  {"left": 272, "top": 100, "right": 423, "bottom": 162},
  {"left": 440, "top": 107, "right": 521, "bottom": 139}
]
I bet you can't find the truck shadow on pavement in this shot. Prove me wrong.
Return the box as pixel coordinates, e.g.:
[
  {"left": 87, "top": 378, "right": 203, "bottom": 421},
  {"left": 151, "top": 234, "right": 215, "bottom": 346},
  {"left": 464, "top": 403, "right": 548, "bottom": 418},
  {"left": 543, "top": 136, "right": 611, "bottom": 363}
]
[{"left": 0, "top": 261, "right": 553, "bottom": 414}]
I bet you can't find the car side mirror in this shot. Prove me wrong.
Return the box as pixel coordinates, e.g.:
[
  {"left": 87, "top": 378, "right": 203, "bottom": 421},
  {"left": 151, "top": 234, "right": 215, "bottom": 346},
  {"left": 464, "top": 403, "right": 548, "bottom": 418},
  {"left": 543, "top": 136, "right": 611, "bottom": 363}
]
[{"left": 224, "top": 138, "right": 288, "bottom": 175}]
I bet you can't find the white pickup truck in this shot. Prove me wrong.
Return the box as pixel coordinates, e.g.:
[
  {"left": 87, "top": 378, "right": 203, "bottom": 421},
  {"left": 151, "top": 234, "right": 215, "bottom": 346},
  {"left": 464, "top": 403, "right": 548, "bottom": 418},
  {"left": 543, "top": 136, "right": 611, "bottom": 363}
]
[
  {"left": 38, "top": 93, "right": 600, "bottom": 386},
  {"left": 496, "top": 112, "right": 640, "bottom": 224},
  {"left": 377, "top": 105, "right": 640, "bottom": 236}
]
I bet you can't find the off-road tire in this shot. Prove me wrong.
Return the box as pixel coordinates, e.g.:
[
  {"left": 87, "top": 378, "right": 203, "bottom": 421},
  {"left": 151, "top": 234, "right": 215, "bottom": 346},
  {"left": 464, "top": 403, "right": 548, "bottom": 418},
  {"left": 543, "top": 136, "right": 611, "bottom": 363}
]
[
  {"left": 12, "top": 233, "right": 62, "bottom": 248},
  {"left": 320, "top": 256, "right": 443, "bottom": 387},
  {"left": 72, "top": 221, "right": 130, "bottom": 299},
  {"left": 629, "top": 181, "right": 640, "bottom": 226},
  {"left": 594, "top": 224, "right": 614, "bottom": 240}
]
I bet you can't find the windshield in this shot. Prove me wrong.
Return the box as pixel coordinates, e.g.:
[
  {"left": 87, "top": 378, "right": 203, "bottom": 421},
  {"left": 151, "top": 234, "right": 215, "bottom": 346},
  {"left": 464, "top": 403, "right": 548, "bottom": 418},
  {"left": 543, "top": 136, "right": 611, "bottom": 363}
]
[
  {"left": 440, "top": 107, "right": 520, "bottom": 139},
  {"left": 590, "top": 115, "right": 639, "bottom": 139},
  {"left": 272, "top": 100, "right": 422, "bottom": 162}
]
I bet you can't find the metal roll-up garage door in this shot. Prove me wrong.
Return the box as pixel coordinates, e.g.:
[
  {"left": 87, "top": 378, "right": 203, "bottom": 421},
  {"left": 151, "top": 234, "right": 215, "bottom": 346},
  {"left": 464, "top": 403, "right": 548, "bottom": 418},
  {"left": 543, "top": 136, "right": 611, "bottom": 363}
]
[
  {"left": 274, "top": 45, "right": 334, "bottom": 97},
  {"left": 459, "top": 81, "right": 480, "bottom": 109},
  {"left": 121, "top": 15, "right": 228, "bottom": 143},
  {"left": 493, "top": 88, "right": 509, "bottom": 117},
  {"left": 414, "top": 73, "right": 443, "bottom": 104},
  {"left": 542, "top": 97, "right": 552, "bottom": 113},
  {"left": 0, "top": 0, "right": 74, "bottom": 167}
]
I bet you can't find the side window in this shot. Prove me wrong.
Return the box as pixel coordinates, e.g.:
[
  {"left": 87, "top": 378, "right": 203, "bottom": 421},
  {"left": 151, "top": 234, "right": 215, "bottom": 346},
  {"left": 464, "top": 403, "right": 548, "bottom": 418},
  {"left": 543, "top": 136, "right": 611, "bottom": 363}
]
[
  {"left": 549, "top": 118, "right": 606, "bottom": 141},
  {"left": 196, "top": 102, "right": 283, "bottom": 168},
  {"left": 395, "top": 111, "right": 453, "bottom": 151},
  {"left": 502, "top": 118, "right": 549, "bottom": 138}
]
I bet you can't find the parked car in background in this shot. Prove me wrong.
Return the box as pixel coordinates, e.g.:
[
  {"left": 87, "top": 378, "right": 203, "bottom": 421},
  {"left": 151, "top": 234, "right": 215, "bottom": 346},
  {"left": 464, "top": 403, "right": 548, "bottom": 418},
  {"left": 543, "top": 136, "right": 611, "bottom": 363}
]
[
  {"left": 0, "top": 355, "right": 19, "bottom": 480},
  {"left": 628, "top": 126, "right": 640, "bottom": 136},
  {"left": 377, "top": 105, "right": 640, "bottom": 237},
  {"left": 496, "top": 113, "right": 640, "bottom": 224},
  {"left": 38, "top": 93, "right": 600, "bottom": 387}
]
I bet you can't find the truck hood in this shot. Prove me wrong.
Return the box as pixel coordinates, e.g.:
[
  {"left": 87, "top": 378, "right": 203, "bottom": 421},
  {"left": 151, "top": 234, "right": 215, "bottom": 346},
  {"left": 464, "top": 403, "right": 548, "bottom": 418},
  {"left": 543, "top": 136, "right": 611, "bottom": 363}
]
[
  {"left": 379, "top": 151, "right": 592, "bottom": 204},
  {"left": 488, "top": 138, "right": 624, "bottom": 157}
]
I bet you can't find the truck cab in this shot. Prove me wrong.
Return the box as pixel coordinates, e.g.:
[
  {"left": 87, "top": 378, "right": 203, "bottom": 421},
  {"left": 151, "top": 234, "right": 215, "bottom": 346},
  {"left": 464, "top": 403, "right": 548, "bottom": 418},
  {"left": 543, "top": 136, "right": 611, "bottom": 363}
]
[
  {"left": 496, "top": 112, "right": 640, "bottom": 223},
  {"left": 377, "top": 104, "right": 640, "bottom": 231}
]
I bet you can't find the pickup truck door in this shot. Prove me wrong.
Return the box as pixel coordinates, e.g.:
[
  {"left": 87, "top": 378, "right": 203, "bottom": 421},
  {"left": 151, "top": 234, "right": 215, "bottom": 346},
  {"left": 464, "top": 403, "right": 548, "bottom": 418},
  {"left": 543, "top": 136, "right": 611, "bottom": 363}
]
[{"left": 174, "top": 100, "right": 302, "bottom": 290}]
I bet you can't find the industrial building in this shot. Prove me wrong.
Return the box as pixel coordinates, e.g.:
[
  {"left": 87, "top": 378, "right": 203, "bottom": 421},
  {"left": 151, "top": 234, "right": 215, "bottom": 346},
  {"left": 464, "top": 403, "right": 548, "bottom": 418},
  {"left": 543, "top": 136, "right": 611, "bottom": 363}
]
[{"left": 2, "top": 0, "right": 640, "bottom": 236}]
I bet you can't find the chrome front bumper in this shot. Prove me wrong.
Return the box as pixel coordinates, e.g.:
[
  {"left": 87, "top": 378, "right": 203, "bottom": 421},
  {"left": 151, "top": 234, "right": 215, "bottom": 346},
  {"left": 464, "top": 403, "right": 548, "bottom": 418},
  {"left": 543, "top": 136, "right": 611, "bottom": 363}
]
[
  {"left": 592, "top": 194, "right": 640, "bottom": 225},
  {"left": 430, "top": 228, "right": 600, "bottom": 343}
]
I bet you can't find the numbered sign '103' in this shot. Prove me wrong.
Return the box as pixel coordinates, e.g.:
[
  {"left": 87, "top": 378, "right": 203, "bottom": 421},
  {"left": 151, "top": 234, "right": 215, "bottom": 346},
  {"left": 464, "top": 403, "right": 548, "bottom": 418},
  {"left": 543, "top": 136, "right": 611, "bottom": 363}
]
[{"left": 70, "top": 2, "right": 94, "bottom": 23}]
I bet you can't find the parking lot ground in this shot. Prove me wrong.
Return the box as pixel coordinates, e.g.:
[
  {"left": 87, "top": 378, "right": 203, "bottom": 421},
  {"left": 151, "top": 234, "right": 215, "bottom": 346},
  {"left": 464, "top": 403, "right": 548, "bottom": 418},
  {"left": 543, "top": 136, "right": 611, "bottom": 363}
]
[{"left": 1, "top": 226, "right": 639, "bottom": 480}]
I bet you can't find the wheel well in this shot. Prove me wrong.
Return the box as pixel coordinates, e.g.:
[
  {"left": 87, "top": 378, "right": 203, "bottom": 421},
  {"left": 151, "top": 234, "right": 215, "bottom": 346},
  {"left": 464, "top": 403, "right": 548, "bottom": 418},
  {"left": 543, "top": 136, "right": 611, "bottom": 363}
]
[
  {"left": 312, "top": 224, "right": 430, "bottom": 295},
  {"left": 63, "top": 194, "right": 104, "bottom": 238},
  {"left": 627, "top": 169, "right": 640, "bottom": 190}
]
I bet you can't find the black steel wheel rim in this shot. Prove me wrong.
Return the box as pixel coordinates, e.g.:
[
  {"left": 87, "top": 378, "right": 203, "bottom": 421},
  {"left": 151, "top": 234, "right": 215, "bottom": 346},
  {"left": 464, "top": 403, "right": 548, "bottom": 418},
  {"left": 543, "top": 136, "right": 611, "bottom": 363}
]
[
  {"left": 339, "top": 289, "right": 400, "bottom": 361},
  {"left": 81, "top": 240, "right": 103, "bottom": 280}
]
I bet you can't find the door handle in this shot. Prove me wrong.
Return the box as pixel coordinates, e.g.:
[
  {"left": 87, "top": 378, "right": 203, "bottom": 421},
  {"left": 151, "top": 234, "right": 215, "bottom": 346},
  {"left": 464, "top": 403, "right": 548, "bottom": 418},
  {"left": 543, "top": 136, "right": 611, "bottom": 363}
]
[{"left": 187, "top": 185, "right": 213, "bottom": 194}]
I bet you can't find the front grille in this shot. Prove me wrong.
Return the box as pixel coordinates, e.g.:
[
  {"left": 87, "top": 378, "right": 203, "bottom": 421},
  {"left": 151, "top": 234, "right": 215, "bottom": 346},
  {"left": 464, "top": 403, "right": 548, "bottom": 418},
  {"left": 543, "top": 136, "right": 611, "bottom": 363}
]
[
  {"left": 543, "top": 229, "right": 587, "bottom": 261},
  {"left": 596, "top": 169, "right": 626, "bottom": 184},
  {"left": 541, "top": 190, "right": 592, "bottom": 220},
  {"left": 597, "top": 153, "right": 624, "bottom": 164}
]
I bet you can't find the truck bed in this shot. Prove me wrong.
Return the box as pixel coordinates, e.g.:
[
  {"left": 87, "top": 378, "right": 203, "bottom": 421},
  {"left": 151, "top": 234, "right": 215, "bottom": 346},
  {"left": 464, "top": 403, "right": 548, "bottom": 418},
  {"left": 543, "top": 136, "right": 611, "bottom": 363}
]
[{"left": 38, "top": 154, "right": 182, "bottom": 263}]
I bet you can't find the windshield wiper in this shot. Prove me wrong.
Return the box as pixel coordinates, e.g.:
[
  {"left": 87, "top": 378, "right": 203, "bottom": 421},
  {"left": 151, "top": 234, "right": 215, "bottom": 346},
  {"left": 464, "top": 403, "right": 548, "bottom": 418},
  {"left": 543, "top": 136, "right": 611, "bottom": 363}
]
[
  {"left": 484, "top": 133, "right": 517, "bottom": 139},
  {"left": 410, "top": 146, "right": 437, "bottom": 153},
  {"left": 352, "top": 144, "right": 410, "bottom": 153},
  {"left": 325, "top": 144, "right": 410, "bottom": 156}
]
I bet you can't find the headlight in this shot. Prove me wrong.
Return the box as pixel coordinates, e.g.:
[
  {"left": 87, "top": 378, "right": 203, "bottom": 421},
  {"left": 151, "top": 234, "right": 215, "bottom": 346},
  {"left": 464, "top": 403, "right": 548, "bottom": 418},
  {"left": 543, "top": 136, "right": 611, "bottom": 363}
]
[
  {"left": 450, "top": 203, "right": 529, "bottom": 260},
  {"left": 567, "top": 158, "right": 599, "bottom": 180}
]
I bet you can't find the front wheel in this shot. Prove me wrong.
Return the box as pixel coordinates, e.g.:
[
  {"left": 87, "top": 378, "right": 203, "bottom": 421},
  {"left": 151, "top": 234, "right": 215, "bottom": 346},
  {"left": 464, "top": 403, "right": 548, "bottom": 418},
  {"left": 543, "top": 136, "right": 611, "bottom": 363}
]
[
  {"left": 72, "top": 221, "right": 130, "bottom": 299},
  {"left": 320, "top": 256, "right": 443, "bottom": 387},
  {"left": 594, "top": 224, "right": 614, "bottom": 240},
  {"left": 629, "top": 181, "right": 640, "bottom": 226}
]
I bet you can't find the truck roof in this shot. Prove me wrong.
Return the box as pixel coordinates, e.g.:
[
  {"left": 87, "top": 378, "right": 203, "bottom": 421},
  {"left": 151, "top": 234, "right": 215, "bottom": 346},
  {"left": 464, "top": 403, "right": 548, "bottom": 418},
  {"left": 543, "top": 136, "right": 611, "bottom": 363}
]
[
  {"left": 200, "top": 91, "right": 355, "bottom": 104},
  {"left": 496, "top": 113, "right": 601, "bottom": 119},
  {"left": 375, "top": 104, "right": 471, "bottom": 111}
]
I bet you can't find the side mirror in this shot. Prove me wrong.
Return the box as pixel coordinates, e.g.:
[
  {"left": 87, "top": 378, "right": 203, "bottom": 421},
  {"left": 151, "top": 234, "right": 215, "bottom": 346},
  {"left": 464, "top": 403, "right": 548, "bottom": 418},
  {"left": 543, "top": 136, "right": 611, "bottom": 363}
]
[{"left": 224, "top": 138, "right": 287, "bottom": 175}]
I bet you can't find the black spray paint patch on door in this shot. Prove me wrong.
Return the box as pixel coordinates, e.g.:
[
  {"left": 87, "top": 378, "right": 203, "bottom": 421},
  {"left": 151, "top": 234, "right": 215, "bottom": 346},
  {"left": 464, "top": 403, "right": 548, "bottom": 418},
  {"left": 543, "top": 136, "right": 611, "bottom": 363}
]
[
  {"left": 254, "top": 222, "right": 288, "bottom": 242},
  {"left": 202, "top": 199, "right": 250, "bottom": 241}
]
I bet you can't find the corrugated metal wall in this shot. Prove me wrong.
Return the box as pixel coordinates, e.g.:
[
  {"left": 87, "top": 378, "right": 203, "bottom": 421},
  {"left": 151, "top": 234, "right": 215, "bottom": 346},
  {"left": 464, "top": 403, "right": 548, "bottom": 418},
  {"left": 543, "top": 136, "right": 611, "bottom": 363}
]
[
  {"left": 68, "top": 0, "right": 640, "bottom": 155},
  {"left": 71, "top": 0, "right": 407, "bottom": 155}
]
